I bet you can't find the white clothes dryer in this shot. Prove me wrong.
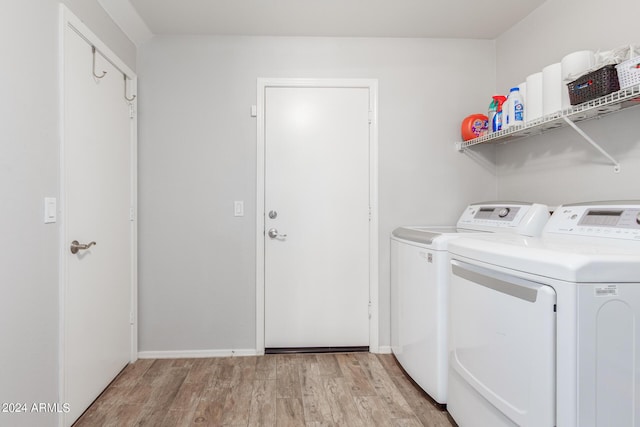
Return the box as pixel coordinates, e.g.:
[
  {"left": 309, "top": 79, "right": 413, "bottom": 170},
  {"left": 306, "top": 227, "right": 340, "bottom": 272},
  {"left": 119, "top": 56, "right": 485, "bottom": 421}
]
[
  {"left": 447, "top": 201, "right": 640, "bottom": 427},
  {"left": 390, "top": 202, "right": 550, "bottom": 405}
]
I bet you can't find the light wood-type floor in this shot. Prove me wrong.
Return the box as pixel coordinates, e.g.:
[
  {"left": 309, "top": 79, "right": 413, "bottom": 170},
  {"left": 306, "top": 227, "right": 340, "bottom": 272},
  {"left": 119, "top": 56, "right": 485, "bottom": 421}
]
[{"left": 74, "top": 352, "right": 456, "bottom": 427}]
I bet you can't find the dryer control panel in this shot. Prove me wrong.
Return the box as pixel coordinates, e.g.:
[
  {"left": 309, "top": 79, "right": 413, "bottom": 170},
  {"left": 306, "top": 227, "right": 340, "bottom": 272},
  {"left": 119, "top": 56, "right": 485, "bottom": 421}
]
[{"left": 544, "top": 202, "right": 640, "bottom": 240}]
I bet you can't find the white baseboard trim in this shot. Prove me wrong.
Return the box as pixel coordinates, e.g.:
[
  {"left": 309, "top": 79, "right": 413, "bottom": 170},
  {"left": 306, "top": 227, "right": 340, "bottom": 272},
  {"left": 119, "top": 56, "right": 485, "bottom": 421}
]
[
  {"left": 375, "top": 346, "right": 393, "bottom": 354},
  {"left": 138, "top": 349, "right": 258, "bottom": 359},
  {"left": 139, "top": 347, "right": 391, "bottom": 359}
]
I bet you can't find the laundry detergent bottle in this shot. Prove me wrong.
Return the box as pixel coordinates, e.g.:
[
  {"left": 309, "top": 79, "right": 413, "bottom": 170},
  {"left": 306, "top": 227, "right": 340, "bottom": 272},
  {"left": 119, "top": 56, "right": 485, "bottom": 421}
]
[
  {"left": 491, "top": 95, "right": 507, "bottom": 132},
  {"left": 507, "top": 87, "right": 524, "bottom": 126}
]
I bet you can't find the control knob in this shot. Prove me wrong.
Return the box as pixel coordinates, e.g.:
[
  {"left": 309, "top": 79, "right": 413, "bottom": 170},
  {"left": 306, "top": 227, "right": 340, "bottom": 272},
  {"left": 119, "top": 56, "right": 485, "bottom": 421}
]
[
  {"left": 636, "top": 212, "right": 640, "bottom": 225},
  {"left": 498, "top": 207, "right": 510, "bottom": 218}
]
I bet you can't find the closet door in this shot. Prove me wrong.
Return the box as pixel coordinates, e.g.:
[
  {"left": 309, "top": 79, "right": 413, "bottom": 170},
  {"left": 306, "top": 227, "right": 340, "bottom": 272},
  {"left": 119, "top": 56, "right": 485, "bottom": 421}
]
[{"left": 62, "top": 13, "right": 136, "bottom": 426}]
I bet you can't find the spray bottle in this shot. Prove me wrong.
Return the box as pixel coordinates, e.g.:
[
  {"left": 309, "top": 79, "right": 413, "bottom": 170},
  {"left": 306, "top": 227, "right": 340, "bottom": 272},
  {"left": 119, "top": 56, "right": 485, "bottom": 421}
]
[{"left": 490, "top": 95, "right": 507, "bottom": 132}]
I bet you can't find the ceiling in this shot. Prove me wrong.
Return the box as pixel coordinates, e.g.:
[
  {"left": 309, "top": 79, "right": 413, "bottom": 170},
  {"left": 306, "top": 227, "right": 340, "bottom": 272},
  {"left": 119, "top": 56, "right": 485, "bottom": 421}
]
[{"left": 126, "top": 0, "right": 547, "bottom": 40}]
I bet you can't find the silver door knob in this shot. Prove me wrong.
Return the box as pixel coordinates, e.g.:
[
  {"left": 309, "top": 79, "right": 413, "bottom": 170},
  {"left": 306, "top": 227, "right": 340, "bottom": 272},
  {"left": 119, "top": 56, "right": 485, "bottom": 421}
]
[
  {"left": 268, "top": 228, "right": 287, "bottom": 239},
  {"left": 70, "top": 240, "right": 97, "bottom": 254}
]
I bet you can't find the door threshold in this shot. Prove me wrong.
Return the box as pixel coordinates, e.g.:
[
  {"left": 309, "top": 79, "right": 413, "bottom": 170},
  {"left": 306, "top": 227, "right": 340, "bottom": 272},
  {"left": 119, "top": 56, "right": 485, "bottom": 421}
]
[{"left": 265, "top": 346, "right": 369, "bottom": 355}]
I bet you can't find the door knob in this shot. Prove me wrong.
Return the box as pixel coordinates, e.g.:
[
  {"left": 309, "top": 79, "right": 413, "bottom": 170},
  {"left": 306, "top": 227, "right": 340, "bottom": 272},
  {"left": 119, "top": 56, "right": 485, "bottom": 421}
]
[
  {"left": 268, "top": 228, "right": 287, "bottom": 239},
  {"left": 70, "top": 240, "right": 97, "bottom": 254}
]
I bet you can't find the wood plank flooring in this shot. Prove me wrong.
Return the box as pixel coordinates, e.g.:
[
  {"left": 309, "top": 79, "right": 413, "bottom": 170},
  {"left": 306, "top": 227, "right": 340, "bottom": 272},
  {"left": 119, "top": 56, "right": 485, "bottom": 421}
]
[{"left": 74, "top": 353, "right": 455, "bottom": 427}]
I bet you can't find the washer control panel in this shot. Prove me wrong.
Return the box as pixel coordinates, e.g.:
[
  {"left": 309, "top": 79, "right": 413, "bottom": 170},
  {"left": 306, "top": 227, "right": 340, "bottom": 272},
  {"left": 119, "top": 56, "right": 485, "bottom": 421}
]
[
  {"left": 456, "top": 202, "right": 549, "bottom": 236},
  {"left": 468, "top": 205, "right": 519, "bottom": 222},
  {"left": 545, "top": 202, "right": 640, "bottom": 240}
]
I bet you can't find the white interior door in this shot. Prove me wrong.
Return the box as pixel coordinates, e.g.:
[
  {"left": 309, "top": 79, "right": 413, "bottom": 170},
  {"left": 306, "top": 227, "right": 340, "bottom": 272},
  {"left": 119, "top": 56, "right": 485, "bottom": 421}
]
[
  {"left": 62, "top": 18, "right": 134, "bottom": 426},
  {"left": 264, "top": 86, "right": 371, "bottom": 349}
]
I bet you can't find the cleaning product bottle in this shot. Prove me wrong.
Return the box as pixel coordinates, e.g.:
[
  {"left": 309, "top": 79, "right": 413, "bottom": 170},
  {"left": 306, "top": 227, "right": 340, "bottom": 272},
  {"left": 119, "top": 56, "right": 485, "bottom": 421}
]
[
  {"left": 489, "top": 95, "right": 507, "bottom": 132},
  {"left": 503, "top": 91, "right": 512, "bottom": 129},
  {"left": 507, "top": 87, "right": 524, "bottom": 127},
  {"left": 491, "top": 95, "right": 507, "bottom": 132}
]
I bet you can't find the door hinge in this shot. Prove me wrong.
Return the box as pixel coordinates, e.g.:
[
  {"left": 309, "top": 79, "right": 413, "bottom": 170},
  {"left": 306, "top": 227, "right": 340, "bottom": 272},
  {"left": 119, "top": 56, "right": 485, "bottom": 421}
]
[
  {"left": 129, "top": 207, "right": 135, "bottom": 221},
  {"left": 368, "top": 302, "right": 372, "bottom": 319},
  {"left": 129, "top": 104, "right": 135, "bottom": 119},
  {"left": 368, "top": 206, "right": 372, "bottom": 221},
  {"left": 129, "top": 312, "right": 135, "bottom": 325},
  {"left": 368, "top": 111, "right": 373, "bottom": 124}
]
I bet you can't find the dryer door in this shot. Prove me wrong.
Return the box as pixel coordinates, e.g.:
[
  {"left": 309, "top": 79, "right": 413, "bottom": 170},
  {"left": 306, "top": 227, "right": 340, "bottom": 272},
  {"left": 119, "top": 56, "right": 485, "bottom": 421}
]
[{"left": 448, "top": 259, "right": 556, "bottom": 427}]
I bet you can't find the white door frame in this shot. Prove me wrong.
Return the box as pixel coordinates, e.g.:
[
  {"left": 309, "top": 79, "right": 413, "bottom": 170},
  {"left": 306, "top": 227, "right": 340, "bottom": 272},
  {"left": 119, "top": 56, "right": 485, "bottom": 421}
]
[
  {"left": 58, "top": 6, "right": 138, "bottom": 425},
  {"left": 256, "top": 78, "right": 379, "bottom": 354}
]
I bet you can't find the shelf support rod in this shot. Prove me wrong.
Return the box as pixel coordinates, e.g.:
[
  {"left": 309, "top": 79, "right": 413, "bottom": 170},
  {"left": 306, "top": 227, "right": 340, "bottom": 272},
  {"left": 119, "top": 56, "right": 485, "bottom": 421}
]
[{"left": 562, "top": 117, "right": 621, "bottom": 173}]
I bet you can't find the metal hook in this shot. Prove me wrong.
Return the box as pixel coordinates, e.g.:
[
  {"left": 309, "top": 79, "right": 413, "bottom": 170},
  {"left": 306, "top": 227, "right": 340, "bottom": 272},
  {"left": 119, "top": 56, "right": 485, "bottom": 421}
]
[
  {"left": 123, "top": 74, "right": 136, "bottom": 102},
  {"left": 92, "top": 46, "right": 107, "bottom": 79}
]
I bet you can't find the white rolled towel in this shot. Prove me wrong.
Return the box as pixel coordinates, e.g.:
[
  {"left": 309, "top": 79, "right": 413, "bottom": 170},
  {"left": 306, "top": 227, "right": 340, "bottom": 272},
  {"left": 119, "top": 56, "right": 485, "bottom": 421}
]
[
  {"left": 525, "top": 72, "right": 543, "bottom": 122},
  {"left": 543, "top": 63, "right": 563, "bottom": 116}
]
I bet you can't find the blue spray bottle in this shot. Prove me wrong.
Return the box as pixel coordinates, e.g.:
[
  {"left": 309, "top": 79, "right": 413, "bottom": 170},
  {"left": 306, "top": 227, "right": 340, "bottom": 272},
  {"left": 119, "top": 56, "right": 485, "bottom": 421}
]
[{"left": 491, "top": 95, "right": 507, "bottom": 132}]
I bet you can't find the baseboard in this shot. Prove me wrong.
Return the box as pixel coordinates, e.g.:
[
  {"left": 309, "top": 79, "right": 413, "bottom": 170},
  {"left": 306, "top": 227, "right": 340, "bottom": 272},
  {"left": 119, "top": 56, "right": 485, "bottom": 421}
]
[
  {"left": 375, "top": 345, "right": 392, "bottom": 354},
  {"left": 137, "top": 349, "right": 258, "bottom": 359},
  {"left": 138, "top": 346, "right": 390, "bottom": 359}
]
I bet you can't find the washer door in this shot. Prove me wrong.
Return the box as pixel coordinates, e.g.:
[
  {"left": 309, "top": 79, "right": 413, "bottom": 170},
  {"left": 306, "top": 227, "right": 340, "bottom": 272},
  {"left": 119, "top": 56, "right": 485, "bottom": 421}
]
[{"left": 448, "top": 259, "right": 556, "bottom": 427}]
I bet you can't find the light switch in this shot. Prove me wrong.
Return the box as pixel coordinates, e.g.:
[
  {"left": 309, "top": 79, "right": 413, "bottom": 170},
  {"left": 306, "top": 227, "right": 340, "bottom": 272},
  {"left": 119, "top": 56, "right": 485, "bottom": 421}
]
[
  {"left": 234, "top": 201, "right": 244, "bottom": 217},
  {"left": 44, "top": 197, "right": 57, "bottom": 223},
  {"left": 250, "top": 105, "right": 257, "bottom": 117}
]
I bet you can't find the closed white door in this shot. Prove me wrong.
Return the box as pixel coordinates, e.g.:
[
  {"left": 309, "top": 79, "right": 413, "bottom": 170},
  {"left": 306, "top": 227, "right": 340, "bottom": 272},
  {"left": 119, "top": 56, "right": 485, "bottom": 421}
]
[
  {"left": 264, "top": 86, "right": 370, "bottom": 349},
  {"left": 62, "top": 21, "right": 134, "bottom": 426}
]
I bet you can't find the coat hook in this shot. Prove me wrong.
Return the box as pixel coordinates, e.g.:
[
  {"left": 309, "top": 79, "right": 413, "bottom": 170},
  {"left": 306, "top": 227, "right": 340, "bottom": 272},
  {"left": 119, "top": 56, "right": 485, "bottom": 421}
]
[
  {"left": 92, "top": 46, "right": 107, "bottom": 79},
  {"left": 123, "top": 74, "right": 136, "bottom": 102}
]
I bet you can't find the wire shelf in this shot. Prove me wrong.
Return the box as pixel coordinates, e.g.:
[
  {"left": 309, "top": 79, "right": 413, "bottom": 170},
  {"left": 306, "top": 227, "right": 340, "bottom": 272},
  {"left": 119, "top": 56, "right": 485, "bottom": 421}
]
[{"left": 457, "top": 84, "right": 640, "bottom": 151}]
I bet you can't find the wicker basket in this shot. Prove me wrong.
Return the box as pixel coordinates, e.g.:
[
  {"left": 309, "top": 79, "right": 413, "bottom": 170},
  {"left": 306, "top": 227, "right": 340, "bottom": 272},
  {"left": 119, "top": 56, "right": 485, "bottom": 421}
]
[
  {"left": 616, "top": 56, "right": 640, "bottom": 89},
  {"left": 567, "top": 65, "right": 620, "bottom": 105}
]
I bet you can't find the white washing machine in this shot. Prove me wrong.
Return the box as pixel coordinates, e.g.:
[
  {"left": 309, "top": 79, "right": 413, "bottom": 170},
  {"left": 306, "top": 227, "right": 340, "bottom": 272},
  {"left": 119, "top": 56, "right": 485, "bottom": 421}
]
[
  {"left": 390, "top": 202, "right": 550, "bottom": 405},
  {"left": 447, "top": 201, "right": 640, "bottom": 427}
]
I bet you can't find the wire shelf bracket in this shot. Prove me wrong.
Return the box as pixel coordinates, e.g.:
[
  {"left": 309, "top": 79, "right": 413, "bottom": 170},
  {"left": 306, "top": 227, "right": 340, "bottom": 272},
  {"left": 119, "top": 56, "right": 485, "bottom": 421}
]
[{"left": 562, "top": 116, "right": 620, "bottom": 173}]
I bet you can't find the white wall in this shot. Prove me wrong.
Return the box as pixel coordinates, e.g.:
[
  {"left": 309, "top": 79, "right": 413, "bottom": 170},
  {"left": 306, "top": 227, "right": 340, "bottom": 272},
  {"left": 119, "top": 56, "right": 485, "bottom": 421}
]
[
  {"left": 494, "top": 0, "right": 640, "bottom": 207},
  {"left": 1, "top": 2, "right": 134, "bottom": 426},
  {"left": 137, "top": 36, "right": 497, "bottom": 353}
]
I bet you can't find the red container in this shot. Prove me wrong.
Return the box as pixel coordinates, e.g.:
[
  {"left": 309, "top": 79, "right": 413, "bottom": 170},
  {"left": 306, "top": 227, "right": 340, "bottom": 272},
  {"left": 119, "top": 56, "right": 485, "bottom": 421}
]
[{"left": 461, "top": 114, "right": 488, "bottom": 141}]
